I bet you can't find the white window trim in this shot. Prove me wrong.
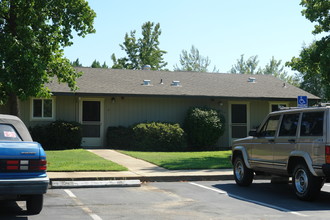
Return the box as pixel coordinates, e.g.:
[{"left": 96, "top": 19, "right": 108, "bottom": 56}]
[
  {"left": 30, "top": 97, "right": 56, "bottom": 121},
  {"left": 269, "top": 101, "right": 289, "bottom": 112}
]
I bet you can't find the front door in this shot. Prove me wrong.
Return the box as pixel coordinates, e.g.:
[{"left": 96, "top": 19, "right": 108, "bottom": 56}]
[
  {"left": 230, "top": 103, "right": 249, "bottom": 144},
  {"left": 79, "top": 98, "right": 104, "bottom": 147}
]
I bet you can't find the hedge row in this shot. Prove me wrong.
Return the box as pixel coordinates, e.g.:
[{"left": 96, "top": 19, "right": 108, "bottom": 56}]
[
  {"left": 184, "top": 107, "right": 225, "bottom": 150},
  {"left": 29, "top": 107, "right": 225, "bottom": 151},
  {"left": 107, "top": 107, "right": 225, "bottom": 151},
  {"left": 30, "top": 121, "right": 82, "bottom": 150}
]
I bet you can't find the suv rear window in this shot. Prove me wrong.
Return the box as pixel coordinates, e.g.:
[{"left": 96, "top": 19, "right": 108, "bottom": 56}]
[
  {"left": 300, "top": 111, "right": 324, "bottom": 136},
  {"left": 0, "top": 124, "right": 22, "bottom": 141}
]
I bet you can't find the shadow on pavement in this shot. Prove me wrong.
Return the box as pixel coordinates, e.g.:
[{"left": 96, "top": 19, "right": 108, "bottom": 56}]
[
  {"left": 0, "top": 201, "right": 28, "bottom": 219},
  {"left": 213, "top": 181, "right": 330, "bottom": 212}
]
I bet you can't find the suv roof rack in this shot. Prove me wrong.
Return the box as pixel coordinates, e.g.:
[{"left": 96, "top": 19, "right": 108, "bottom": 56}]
[
  {"left": 279, "top": 107, "right": 302, "bottom": 110},
  {"left": 317, "top": 103, "right": 330, "bottom": 107}
]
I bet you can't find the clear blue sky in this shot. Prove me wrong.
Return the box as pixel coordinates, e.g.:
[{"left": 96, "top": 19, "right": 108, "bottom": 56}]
[{"left": 63, "top": 0, "right": 321, "bottom": 73}]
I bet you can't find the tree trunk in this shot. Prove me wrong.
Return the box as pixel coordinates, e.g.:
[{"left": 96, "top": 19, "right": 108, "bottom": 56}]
[{"left": 8, "top": 93, "right": 20, "bottom": 117}]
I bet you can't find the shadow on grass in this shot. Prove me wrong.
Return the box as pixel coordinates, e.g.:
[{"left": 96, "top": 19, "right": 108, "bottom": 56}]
[{"left": 159, "top": 156, "right": 232, "bottom": 170}]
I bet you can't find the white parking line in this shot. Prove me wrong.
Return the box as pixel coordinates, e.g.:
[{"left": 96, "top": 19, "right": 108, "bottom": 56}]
[
  {"left": 189, "top": 182, "right": 228, "bottom": 194},
  {"left": 188, "top": 182, "right": 308, "bottom": 217},
  {"left": 228, "top": 194, "right": 308, "bottom": 217},
  {"left": 64, "top": 189, "right": 103, "bottom": 220}
]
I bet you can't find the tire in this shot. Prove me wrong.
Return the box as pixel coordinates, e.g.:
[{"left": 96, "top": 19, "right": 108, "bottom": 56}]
[
  {"left": 292, "top": 163, "right": 323, "bottom": 201},
  {"left": 26, "top": 195, "right": 43, "bottom": 215},
  {"left": 233, "top": 156, "right": 254, "bottom": 186}
]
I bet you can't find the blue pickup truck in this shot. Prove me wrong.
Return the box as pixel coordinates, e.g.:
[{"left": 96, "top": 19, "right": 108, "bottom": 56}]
[{"left": 0, "top": 114, "right": 49, "bottom": 214}]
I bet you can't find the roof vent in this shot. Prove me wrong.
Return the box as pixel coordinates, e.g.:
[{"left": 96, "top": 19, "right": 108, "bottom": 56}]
[
  {"left": 142, "top": 65, "right": 151, "bottom": 70},
  {"left": 171, "top": 80, "right": 181, "bottom": 87},
  {"left": 248, "top": 77, "right": 256, "bottom": 83},
  {"left": 143, "top": 80, "right": 151, "bottom": 86}
]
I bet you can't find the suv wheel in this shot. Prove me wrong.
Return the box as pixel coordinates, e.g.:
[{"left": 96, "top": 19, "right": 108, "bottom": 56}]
[
  {"left": 26, "top": 195, "right": 43, "bottom": 215},
  {"left": 292, "top": 163, "right": 322, "bottom": 201},
  {"left": 233, "top": 156, "right": 253, "bottom": 186}
]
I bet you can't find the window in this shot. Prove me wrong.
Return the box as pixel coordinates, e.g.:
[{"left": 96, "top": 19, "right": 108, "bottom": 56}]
[
  {"left": 0, "top": 124, "right": 21, "bottom": 141},
  {"left": 300, "top": 112, "right": 324, "bottom": 136},
  {"left": 259, "top": 115, "right": 280, "bottom": 137},
  {"left": 279, "top": 113, "right": 300, "bottom": 136},
  {"left": 32, "top": 98, "right": 55, "bottom": 120}
]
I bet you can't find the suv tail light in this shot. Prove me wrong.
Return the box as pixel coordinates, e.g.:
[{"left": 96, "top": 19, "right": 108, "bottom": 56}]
[
  {"left": 3, "top": 159, "right": 47, "bottom": 172},
  {"left": 326, "top": 145, "right": 330, "bottom": 164}
]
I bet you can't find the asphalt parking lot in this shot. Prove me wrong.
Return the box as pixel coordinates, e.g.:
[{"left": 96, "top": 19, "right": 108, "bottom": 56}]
[{"left": 2, "top": 180, "right": 330, "bottom": 220}]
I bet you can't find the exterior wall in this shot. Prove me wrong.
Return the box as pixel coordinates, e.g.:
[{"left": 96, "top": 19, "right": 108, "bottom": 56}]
[
  {"left": 104, "top": 96, "right": 229, "bottom": 148},
  {"left": 0, "top": 95, "right": 297, "bottom": 148},
  {"left": 18, "top": 96, "right": 78, "bottom": 128}
]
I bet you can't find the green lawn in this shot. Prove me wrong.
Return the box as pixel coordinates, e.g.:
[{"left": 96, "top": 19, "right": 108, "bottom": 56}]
[
  {"left": 119, "top": 150, "right": 232, "bottom": 170},
  {"left": 46, "top": 149, "right": 128, "bottom": 171}
]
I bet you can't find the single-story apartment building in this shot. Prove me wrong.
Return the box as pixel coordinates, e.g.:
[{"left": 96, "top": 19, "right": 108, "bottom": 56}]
[{"left": 0, "top": 67, "right": 320, "bottom": 148}]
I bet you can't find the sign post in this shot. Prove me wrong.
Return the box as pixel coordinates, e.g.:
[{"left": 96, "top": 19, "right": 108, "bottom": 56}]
[{"left": 297, "top": 96, "right": 308, "bottom": 108}]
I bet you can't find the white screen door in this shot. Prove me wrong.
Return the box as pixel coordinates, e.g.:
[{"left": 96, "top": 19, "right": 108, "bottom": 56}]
[
  {"left": 230, "top": 103, "right": 249, "bottom": 144},
  {"left": 80, "top": 98, "right": 103, "bottom": 147}
]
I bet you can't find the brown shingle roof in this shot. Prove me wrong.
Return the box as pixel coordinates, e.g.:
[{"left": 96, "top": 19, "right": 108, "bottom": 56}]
[{"left": 47, "top": 67, "right": 320, "bottom": 100}]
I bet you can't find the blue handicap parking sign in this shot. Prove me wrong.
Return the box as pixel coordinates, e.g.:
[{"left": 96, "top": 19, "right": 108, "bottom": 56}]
[{"left": 297, "top": 96, "right": 308, "bottom": 108}]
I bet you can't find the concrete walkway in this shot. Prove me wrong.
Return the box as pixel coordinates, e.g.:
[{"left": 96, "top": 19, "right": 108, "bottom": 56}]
[{"left": 47, "top": 149, "right": 233, "bottom": 182}]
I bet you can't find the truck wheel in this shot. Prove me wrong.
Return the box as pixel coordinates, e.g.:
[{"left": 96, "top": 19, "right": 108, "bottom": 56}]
[
  {"left": 292, "top": 163, "right": 322, "bottom": 201},
  {"left": 26, "top": 195, "right": 43, "bottom": 215},
  {"left": 233, "top": 156, "right": 253, "bottom": 186}
]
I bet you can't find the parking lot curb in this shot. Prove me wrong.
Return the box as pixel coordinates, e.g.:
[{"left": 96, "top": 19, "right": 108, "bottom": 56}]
[
  {"left": 138, "top": 174, "right": 234, "bottom": 182},
  {"left": 48, "top": 174, "right": 234, "bottom": 187},
  {"left": 51, "top": 179, "right": 141, "bottom": 189}
]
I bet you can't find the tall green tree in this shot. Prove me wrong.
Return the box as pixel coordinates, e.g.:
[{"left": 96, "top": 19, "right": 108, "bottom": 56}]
[
  {"left": 101, "top": 61, "right": 108, "bottom": 69},
  {"left": 91, "top": 60, "right": 101, "bottom": 68},
  {"left": 287, "top": 42, "right": 329, "bottom": 99},
  {"left": 230, "top": 54, "right": 262, "bottom": 74},
  {"left": 91, "top": 60, "right": 108, "bottom": 68},
  {"left": 230, "top": 55, "right": 299, "bottom": 86},
  {"left": 287, "top": 0, "right": 330, "bottom": 100},
  {"left": 174, "top": 45, "right": 218, "bottom": 72},
  {"left": 263, "top": 57, "right": 300, "bottom": 87},
  {"left": 111, "top": 21, "right": 167, "bottom": 70},
  {"left": 71, "top": 58, "right": 83, "bottom": 67},
  {"left": 0, "top": 0, "right": 96, "bottom": 116}
]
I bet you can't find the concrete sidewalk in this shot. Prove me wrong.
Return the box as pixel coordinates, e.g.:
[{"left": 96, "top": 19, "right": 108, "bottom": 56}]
[{"left": 47, "top": 149, "right": 233, "bottom": 183}]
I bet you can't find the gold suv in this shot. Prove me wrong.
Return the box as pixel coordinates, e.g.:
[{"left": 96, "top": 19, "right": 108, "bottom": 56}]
[{"left": 232, "top": 106, "right": 330, "bottom": 201}]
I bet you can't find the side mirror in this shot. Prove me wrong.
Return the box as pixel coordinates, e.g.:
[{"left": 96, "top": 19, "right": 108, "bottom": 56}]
[{"left": 249, "top": 129, "right": 258, "bottom": 137}]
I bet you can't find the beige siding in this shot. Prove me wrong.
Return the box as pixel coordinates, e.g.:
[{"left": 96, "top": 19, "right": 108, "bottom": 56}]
[
  {"left": 104, "top": 96, "right": 230, "bottom": 148},
  {"left": 105, "top": 96, "right": 220, "bottom": 126},
  {"left": 250, "top": 100, "right": 270, "bottom": 129},
  {"left": 12, "top": 95, "right": 298, "bottom": 148},
  {"left": 55, "top": 96, "right": 78, "bottom": 121}
]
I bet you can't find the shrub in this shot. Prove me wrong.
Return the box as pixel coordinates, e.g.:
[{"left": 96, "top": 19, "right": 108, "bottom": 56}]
[
  {"left": 132, "top": 122, "right": 186, "bottom": 151},
  {"left": 184, "top": 107, "right": 225, "bottom": 150},
  {"left": 106, "top": 126, "right": 134, "bottom": 149},
  {"left": 30, "top": 121, "right": 82, "bottom": 150}
]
